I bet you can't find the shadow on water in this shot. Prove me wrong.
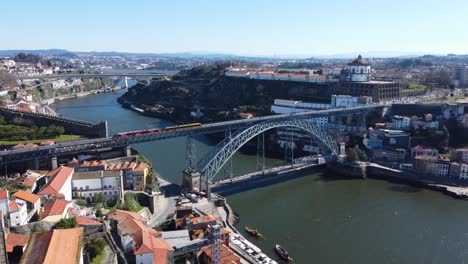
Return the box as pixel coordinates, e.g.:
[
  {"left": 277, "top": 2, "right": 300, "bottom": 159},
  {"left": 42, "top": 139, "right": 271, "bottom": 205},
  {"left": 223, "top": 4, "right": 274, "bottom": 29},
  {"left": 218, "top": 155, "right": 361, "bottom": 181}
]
[
  {"left": 389, "top": 184, "right": 423, "bottom": 193},
  {"left": 216, "top": 167, "right": 323, "bottom": 197},
  {"left": 54, "top": 104, "right": 119, "bottom": 109},
  {"left": 313, "top": 174, "right": 363, "bottom": 183}
]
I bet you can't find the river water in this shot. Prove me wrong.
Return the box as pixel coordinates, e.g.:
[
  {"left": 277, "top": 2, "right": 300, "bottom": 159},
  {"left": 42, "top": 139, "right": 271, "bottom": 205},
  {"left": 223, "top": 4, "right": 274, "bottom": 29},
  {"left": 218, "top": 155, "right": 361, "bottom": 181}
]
[{"left": 54, "top": 90, "right": 468, "bottom": 264}]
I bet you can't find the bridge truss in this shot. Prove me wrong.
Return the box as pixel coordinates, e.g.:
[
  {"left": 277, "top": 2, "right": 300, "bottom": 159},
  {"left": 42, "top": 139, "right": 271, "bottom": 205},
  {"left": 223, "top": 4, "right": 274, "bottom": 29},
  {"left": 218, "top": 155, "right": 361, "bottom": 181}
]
[{"left": 196, "top": 118, "right": 339, "bottom": 184}]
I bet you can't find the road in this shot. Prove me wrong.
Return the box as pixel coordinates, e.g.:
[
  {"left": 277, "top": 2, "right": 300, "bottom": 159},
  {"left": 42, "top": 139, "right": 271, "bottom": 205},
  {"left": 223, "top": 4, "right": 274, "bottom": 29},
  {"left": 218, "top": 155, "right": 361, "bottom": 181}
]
[{"left": 146, "top": 177, "right": 180, "bottom": 227}]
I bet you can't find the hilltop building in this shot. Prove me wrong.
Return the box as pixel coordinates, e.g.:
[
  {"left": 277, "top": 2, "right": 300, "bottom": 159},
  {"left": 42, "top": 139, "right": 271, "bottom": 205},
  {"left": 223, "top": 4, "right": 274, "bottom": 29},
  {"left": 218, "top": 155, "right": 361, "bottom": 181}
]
[{"left": 335, "top": 55, "right": 401, "bottom": 102}]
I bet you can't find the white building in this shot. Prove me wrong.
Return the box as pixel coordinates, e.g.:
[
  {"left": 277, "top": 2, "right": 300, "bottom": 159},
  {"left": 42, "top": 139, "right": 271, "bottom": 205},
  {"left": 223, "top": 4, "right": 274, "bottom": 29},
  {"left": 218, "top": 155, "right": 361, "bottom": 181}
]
[
  {"left": 38, "top": 166, "right": 74, "bottom": 201},
  {"left": 392, "top": 115, "right": 411, "bottom": 129},
  {"left": 322, "top": 67, "right": 343, "bottom": 77},
  {"left": 345, "top": 55, "right": 371, "bottom": 82},
  {"left": 0, "top": 189, "right": 9, "bottom": 217},
  {"left": 453, "top": 148, "right": 468, "bottom": 163},
  {"left": 411, "top": 145, "right": 439, "bottom": 158},
  {"left": 331, "top": 94, "right": 372, "bottom": 108},
  {"left": 271, "top": 99, "right": 329, "bottom": 128},
  {"left": 13, "top": 190, "right": 41, "bottom": 217},
  {"left": 72, "top": 170, "right": 123, "bottom": 201},
  {"left": 9, "top": 200, "right": 28, "bottom": 226}
]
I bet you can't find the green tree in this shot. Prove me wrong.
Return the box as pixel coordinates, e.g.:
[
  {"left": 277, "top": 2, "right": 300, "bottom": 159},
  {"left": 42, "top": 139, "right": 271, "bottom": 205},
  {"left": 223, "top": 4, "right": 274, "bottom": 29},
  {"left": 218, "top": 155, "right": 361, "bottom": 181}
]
[
  {"left": 75, "top": 198, "right": 87, "bottom": 207},
  {"left": 85, "top": 237, "right": 106, "bottom": 260},
  {"left": 356, "top": 148, "right": 368, "bottom": 161},
  {"left": 54, "top": 218, "right": 77, "bottom": 229},
  {"left": 346, "top": 148, "right": 359, "bottom": 163},
  {"left": 93, "top": 193, "right": 105, "bottom": 204}
]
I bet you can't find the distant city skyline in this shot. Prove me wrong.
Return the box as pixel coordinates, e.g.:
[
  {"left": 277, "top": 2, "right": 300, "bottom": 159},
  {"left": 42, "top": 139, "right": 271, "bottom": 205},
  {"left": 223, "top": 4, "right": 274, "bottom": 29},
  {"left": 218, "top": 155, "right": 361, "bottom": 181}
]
[{"left": 2, "top": 0, "right": 468, "bottom": 57}]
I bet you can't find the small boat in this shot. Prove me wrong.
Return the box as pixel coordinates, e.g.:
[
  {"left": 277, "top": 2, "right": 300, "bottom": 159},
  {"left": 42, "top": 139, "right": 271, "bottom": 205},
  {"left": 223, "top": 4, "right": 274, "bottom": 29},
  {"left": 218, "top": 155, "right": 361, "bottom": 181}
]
[
  {"left": 245, "top": 226, "right": 264, "bottom": 238},
  {"left": 275, "top": 244, "right": 292, "bottom": 262}
]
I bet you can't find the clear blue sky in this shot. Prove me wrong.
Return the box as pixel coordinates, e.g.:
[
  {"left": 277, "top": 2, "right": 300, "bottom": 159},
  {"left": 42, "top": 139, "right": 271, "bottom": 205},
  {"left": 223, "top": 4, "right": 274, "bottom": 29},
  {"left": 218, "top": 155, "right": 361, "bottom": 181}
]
[{"left": 2, "top": 0, "right": 468, "bottom": 56}]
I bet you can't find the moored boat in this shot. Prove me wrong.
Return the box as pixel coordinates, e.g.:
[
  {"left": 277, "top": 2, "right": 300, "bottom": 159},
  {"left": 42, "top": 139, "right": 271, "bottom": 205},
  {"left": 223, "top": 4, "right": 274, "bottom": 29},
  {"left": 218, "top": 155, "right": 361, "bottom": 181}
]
[
  {"left": 275, "top": 244, "right": 292, "bottom": 262},
  {"left": 245, "top": 226, "right": 264, "bottom": 238}
]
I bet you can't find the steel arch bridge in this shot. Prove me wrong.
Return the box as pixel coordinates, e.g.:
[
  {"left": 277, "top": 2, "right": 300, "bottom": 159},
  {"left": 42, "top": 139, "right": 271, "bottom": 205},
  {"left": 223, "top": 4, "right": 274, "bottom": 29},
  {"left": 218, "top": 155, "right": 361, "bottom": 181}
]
[{"left": 195, "top": 118, "right": 339, "bottom": 184}]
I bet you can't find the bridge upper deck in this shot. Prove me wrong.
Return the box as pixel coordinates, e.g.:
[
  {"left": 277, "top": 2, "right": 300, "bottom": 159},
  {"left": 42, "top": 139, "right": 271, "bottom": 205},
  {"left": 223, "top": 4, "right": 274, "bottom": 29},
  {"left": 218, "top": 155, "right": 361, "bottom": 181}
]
[{"left": 0, "top": 103, "right": 386, "bottom": 164}]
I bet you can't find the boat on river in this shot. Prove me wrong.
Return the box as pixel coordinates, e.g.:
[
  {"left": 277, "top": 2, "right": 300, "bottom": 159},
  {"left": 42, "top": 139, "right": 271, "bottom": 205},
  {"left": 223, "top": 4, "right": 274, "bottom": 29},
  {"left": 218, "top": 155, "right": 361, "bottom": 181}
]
[
  {"left": 245, "top": 226, "right": 264, "bottom": 238},
  {"left": 275, "top": 244, "right": 293, "bottom": 262}
]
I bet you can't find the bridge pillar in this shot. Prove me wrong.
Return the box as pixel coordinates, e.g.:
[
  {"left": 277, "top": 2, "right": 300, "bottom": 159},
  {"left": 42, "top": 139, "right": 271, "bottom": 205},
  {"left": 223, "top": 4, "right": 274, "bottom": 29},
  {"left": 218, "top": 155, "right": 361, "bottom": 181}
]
[
  {"left": 33, "top": 158, "right": 40, "bottom": 170},
  {"left": 125, "top": 145, "right": 132, "bottom": 157},
  {"left": 182, "top": 170, "right": 201, "bottom": 192},
  {"left": 50, "top": 156, "right": 58, "bottom": 170}
]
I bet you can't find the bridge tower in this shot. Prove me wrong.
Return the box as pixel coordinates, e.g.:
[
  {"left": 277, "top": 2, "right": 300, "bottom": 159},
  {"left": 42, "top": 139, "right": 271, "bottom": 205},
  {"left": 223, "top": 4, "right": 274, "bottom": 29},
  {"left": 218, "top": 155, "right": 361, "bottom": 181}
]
[
  {"left": 210, "top": 224, "right": 222, "bottom": 264},
  {"left": 182, "top": 135, "right": 203, "bottom": 192},
  {"left": 124, "top": 76, "right": 129, "bottom": 90}
]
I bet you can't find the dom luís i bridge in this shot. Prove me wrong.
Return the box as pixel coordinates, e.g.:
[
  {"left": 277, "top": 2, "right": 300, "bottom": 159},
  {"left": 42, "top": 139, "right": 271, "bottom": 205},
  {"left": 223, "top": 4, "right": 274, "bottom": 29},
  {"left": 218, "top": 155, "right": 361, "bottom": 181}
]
[{"left": 0, "top": 103, "right": 389, "bottom": 195}]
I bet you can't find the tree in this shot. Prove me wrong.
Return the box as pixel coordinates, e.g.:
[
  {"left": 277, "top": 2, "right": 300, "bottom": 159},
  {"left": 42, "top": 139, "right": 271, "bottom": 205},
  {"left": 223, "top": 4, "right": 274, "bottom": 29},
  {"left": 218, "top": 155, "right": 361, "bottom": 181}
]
[
  {"left": 54, "top": 218, "right": 77, "bottom": 229},
  {"left": 85, "top": 237, "right": 105, "bottom": 260},
  {"left": 346, "top": 148, "right": 359, "bottom": 163},
  {"left": 75, "top": 198, "right": 87, "bottom": 207},
  {"left": 356, "top": 148, "right": 368, "bottom": 161},
  {"left": 93, "top": 193, "right": 105, "bottom": 204}
]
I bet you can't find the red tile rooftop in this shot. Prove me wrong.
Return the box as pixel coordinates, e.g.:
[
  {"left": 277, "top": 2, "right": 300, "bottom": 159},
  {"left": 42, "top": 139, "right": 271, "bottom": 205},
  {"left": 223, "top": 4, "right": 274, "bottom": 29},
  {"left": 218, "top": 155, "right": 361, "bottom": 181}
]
[
  {"left": 107, "top": 209, "right": 145, "bottom": 222},
  {"left": 6, "top": 233, "right": 30, "bottom": 253},
  {"left": 202, "top": 244, "right": 240, "bottom": 264},
  {"left": 13, "top": 190, "right": 40, "bottom": 203},
  {"left": 39, "top": 166, "right": 74, "bottom": 196},
  {"left": 75, "top": 216, "right": 102, "bottom": 226},
  {"left": 21, "top": 175, "right": 38, "bottom": 188},
  {"left": 21, "top": 228, "right": 83, "bottom": 264},
  {"left": 8, "top": 200, "right": 21, "bottom": 212},
  {"left": 0, "top": 189, "right": 8, "bottom": 200},
  {"left": 40, "top": 199, "right": 72, "bottom": 220}
]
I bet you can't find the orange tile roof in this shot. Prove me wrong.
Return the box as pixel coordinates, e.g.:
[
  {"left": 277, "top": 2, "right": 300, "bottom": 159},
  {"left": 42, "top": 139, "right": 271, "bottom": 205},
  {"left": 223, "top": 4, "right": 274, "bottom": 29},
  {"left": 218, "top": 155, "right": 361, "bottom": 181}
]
[
  {"left": 13, "top": 190, "right": 40, "bottom": 203},
  {"left": 6, "top": 233, "right": 30, "bottom": 253},
  {"left": 107, "top": 209, "right": 145, "bottom": 222},
  {"left": 38, "top": 166, "right": 74, "bottom": 196},
  {"left": 0, "top": 189, "right": 8, "bottom": 200},
  {"left": 67, "top": 158, "right": 79, "bottom": 164},
  {"left": 75, "top": 216, "right": 102, "bottom": 226},
  {"left": 191, "top": 215, "right": 217, "bottom": 225},
  {"left": 21, "top": 175, "right": 38, "bottom": 188},
  {"left": 40, "top": 199, "right": 72, "bottom": 220},
  {"left": 413, "top": 145, "right": 436, "bottom": 151},
  {"left": 202, "top": 244, "right": 240, "bottom": 264},
  {"left": 21, "top": 228, "right": 83, "bottom": 264},
  {"left": 9, "top": 200, "right": 21, "bottom": 212},
  {"left": 152, "top": 237, "right": 173, "bottom": 264}
]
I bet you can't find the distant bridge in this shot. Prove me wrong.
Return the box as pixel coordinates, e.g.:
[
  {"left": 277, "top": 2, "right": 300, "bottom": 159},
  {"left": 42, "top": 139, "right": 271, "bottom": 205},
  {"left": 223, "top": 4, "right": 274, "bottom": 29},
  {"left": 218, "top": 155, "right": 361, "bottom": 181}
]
[
  {"left": 0, "top": 103, "right": 387, "bottom": 166},
  {"left": 16, "top": 71, "right": 176, "bottom": 80}
]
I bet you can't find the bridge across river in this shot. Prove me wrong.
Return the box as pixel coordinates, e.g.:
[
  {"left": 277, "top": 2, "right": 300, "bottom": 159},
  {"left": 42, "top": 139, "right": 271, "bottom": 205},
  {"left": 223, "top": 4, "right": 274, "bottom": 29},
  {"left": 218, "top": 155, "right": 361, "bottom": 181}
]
[
  {"left": 16, "top": 71, "right": 176, "bottom": 80},
  {"left": 0, "top": 103, "right": 387, "bottom": 165}
]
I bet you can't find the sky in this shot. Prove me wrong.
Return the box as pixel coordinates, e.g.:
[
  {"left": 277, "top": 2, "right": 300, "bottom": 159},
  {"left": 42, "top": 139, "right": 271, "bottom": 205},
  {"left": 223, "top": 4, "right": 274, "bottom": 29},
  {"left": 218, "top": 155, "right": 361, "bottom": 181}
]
[{"left": 2, "top": 0, "right": 468, "bottom": 57}]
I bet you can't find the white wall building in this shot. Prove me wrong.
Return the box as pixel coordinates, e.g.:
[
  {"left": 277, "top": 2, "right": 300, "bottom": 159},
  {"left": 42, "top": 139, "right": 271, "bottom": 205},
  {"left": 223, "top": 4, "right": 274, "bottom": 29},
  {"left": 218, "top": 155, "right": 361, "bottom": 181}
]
[
  {"left": 392, "top": 115, "right": 411, "bottom": 129},
  {"left": 345, "top": 55, "right": 371, "bottom": 82},
  {"left": 72, "top": 170, "right": 123, "bottom": 201},
  {"left": 38, "top": 166, "right": 74, "bottom": 201},
  {"left": 9, "top": 200, "right": 28, "bottom": 226},
  {"left": 0, "top": 190, "right": 9, "bottom": 217}
]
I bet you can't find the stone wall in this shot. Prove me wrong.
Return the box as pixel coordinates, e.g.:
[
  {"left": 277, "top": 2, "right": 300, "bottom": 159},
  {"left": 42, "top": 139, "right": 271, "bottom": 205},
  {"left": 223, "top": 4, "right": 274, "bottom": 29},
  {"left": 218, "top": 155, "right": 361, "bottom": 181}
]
[{"left": 0, "top": 107, "right": 108, "bottom": 138}]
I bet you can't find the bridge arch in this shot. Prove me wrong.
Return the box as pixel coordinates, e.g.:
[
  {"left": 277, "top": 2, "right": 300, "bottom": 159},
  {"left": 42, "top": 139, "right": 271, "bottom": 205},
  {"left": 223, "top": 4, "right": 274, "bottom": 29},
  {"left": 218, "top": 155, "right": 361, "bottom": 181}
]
[{"left": 197, "top": 119, "right": 339, "bottom": 183}]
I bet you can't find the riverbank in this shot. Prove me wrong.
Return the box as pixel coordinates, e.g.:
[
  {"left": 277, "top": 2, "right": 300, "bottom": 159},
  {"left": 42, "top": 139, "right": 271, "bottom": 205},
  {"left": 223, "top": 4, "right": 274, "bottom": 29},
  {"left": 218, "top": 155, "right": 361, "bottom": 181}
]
[
  {"left": 44, "top": 86, "right": 122, "bottom": 105},
  {"left": 329, "top": 161, "right": 468, "bottom": 200}
]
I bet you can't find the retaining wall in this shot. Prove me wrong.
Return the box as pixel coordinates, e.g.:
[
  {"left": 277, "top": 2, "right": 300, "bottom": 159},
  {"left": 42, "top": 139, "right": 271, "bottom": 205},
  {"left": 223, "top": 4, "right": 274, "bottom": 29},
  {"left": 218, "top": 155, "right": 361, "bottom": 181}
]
[{"left": 0, "top": 107, "right": 108, "bottom": 138}]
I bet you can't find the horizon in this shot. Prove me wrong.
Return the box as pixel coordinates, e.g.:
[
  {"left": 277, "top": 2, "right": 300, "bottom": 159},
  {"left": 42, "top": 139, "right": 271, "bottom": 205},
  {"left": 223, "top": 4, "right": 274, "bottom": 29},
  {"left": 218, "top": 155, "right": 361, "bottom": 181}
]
[{"left": 2, "top": 0, "right": 468, "bottom": 57}]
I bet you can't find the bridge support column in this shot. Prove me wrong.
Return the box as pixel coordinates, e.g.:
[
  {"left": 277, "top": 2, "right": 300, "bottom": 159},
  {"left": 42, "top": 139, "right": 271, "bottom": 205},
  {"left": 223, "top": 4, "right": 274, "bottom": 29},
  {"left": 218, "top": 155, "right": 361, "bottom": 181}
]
[
  {"left": 359, "top": 112, "right": 367, "bottom": 129},
  {"left": 182, "top": 170, "right": 201, "bottom": 192},
  {"left": 125, "top": 145, "right": 132, "bottom": 157},
  {"left": 33, "top": 158, "right": 40, "bottom": 170},
  {"left": 50, "top": 156, "right": 58, "bottom": 170}
]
